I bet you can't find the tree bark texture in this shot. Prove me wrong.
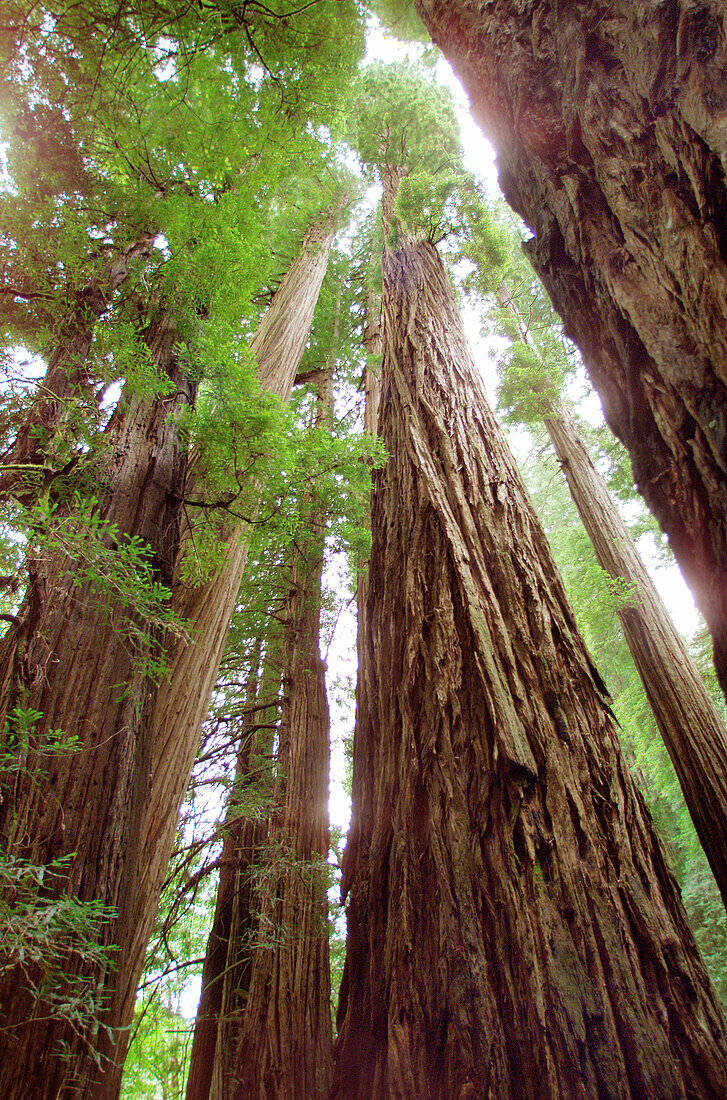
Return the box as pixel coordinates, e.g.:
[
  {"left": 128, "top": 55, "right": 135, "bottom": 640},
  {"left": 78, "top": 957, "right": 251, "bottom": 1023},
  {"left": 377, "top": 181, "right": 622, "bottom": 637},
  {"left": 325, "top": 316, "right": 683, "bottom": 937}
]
[
  {"left": 0, "top": 231, "right": 158, "bottom": 501},
  {"left": 0, "top": 310, "right": 195, "bottom": 1099},
  {"left": 414, "top": 0, "right": 727, "bottom": 699},
  {"left": 497, "top": 281, "right": 727, "bottom": 914},
  {"left": 231, "top": 547, "right": 332, "bottom": 1099},
  {"left": 185, "top": 640, "right": 268, "bottom": 1100},
  {"left": 231, "top": 371, "right": 335, "bottom": 1100},
  {"left": 106, "top": 211, "right": 339, "bottom": 1096},
  {"left": 332, "top": 230, "right": 727, "bottom": 1098}
]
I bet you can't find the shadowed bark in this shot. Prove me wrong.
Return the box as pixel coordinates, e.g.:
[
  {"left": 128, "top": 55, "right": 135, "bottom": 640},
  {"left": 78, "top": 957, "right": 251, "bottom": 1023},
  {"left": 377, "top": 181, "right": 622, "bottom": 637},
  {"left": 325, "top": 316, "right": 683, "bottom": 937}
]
[
  {"left": 332, "top": 210, "right": 727, "bottom": 1097},
  {"left": 497, "top": 280, "right": 727, "bottom": 914},
  {"left": 232, "top": 529, "right": 332, "bottom": 1097},
  {"left": 0, "top": 309, "right": 195, "bottom": 1099},
  {"left": 415, "top": 0, "right": 727, "bottom": 700}
]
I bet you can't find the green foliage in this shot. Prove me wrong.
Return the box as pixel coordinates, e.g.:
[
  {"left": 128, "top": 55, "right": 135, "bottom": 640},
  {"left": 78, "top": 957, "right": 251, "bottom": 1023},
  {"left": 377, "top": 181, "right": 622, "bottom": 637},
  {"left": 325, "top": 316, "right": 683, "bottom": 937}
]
[
  {"left": 30, "top": 494, "right": 188, "bottom": 679},
  {"left": 0, "top": 851, "right": 116, "bottom": 1052},
  {"left": 497, "top": 341, "right": 563, "bottom": 424},
  {"left": 120, "top": 1000, "right": 191, "bottom": 1100},
  {"left": 93, "top": 324, "right": 177, "bottom": 402},
  {"left": 347, "top": 60, "right": 461, "bottom": 177},
  {"left": 1, "top": 705, "right": 77, "bottom": 765},
  {"left": 369, "top": 0, "right": 430, "bottom": 42}
]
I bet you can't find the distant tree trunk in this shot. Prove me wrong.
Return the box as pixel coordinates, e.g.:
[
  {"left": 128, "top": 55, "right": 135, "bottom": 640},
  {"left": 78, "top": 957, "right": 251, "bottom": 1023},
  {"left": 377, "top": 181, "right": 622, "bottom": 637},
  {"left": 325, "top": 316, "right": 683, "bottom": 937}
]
[
  {"left": 332, "top": 212, "right": 727, "bottom": 1095},
  {"left": 415, "top": 0, "right": 727, "bottom": 700},
  {"left": 184, "top": 634, "right": 270, "bottom": 1100},
  {"left": 106, "top": 209, "right": 341, "bottom": 1097},
  {"left": 0, "top": 231, "right": 158, "bottom": 501},
  {"left": 232, "top": 359, "right": 336, "bottom": 1098},
  {"left": 205, "top": 654, "right": 284, "bottom": 1100},
  {"left": 0, "top": 309, "right": 195, "bottom": 1100},
  {"left": 188, "top": 381, "right": 337, "bottom": 1100},
  {"left": 497, "top": 281, "right": 727, "bottom": 914}
]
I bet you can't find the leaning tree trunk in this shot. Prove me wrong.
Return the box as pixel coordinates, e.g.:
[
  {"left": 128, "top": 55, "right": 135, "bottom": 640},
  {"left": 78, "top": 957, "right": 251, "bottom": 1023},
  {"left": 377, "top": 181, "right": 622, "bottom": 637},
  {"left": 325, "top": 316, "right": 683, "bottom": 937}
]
[
  {"left": 232, "top": 365, "right": 336, "bottom": 1099},
  {"left": 497, "top": 281, "right": 727, "bottom": 914},
  {"left": 0, "top": 310, "right": 195, "bottom": 1100},
  {"left": 0, "top": 231, "right": 158, "bottom": 501},
  {"left": 104, "top": 208, "right": 341, "bottom": 1098},
  {"left": 414, "top": 0, "right": 727, "bottom": 699},
  {"left": 332, "top": 225, "right": 727, "bottom": 1096}
]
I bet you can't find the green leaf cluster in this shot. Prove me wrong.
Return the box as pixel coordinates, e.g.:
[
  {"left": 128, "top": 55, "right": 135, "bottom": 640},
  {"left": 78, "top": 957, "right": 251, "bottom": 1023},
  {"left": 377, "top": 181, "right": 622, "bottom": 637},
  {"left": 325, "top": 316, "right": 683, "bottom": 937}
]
[
  {"left": 497, "top": 341, "right": 563, "bottom": 424},
  {"left": 0, "top": 851, "right": 116, "bottom": 1048}
]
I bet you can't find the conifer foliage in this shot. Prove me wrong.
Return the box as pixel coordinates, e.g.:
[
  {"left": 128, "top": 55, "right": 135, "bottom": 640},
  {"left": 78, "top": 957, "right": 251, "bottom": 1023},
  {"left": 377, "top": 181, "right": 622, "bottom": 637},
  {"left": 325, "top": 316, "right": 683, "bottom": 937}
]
[{"left": 2, "top": 7, "right": 727, "bottom": 1099}]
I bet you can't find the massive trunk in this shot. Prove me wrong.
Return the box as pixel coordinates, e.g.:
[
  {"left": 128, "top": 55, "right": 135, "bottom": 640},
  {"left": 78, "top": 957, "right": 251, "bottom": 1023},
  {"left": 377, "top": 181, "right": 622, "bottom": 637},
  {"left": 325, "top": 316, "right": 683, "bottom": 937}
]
[
  {"left": 0, "top": 231, "right": 158, "bottom": 501},
  {"left": 414, "top": 0, "right": 727, "bottom": 698},
  {"left": 332, "top": 227, "right": 727, "bottom": 1096},
  {"left": 106, "top": 211, "right": 340, "bottom": 1096},
  {"left": 498, "top": 282, "right": 727, "bottom": 912},
  {"left": 0, "top": 310, "right": 195, "bottom": 1099}
]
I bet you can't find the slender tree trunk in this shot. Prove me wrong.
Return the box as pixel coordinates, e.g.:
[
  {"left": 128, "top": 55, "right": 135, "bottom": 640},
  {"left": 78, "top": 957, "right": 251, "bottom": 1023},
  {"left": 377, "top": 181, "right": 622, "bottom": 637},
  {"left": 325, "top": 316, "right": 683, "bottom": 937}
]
[
  {"left": 414, "top": 0, "right": 727, "bottom": 700},
  {"left": 0, "top": 231, "right": 158, "bottom": 501},
  {"left": 332, "top": 211, "right": 727, "bottom": 1096},
  {"left": 207, "top": 663, "right": 283, "bottom": 1100},
  {"left": 231, "top": 364, "right": 335, "bottom": 1100},
  {"left": 185, "top": 635, "right": 269, "bottom": 1100},
  {"left": 232, "top": 491, "right": 332, "bottom": 1097},
  {"left": 105, "top": 209, "right": 341, "bottom": 1097},
  {"left": 0, "top": 310, "right": 195, "bottom": 1099},
  {"left": 497, "top": 281, "right": 727, "bottom": 914}
]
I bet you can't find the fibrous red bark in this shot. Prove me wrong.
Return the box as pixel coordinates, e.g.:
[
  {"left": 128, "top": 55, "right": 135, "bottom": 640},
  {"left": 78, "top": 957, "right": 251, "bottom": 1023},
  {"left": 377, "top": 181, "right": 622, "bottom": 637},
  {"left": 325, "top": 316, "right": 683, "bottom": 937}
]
[
  {"left": 232, "top": 536, "right": 332, "bottom": 1098},
  {"left": 0, "top": 309, "right": 195, "bottom": 1100},
  {"left": 332, "top": 222, "right": 727, "bottom": 1097},
  {"left": 415, "top": 0, "right": 727, "bottom": 699},
  {"left": 497, "top": 281, "right": 727, "bottom": 914},
  {"left": 105, "top": 210, "right": 341, "bottom": 1097}
]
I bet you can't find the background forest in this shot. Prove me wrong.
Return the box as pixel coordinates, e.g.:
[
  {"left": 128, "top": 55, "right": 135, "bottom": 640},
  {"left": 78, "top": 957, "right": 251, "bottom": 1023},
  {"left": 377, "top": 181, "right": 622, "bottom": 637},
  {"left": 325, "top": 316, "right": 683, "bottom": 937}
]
[{"left": 2, "top": 1, "right": 727, "bottom": 1097}]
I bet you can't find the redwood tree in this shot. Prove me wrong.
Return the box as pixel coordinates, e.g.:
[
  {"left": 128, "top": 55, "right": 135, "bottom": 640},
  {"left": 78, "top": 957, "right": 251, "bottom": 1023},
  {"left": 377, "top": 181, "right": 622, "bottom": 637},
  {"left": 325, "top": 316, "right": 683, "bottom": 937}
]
[
  {"left": 332, "top": 173, "right": 727, "bottom": 1095},
  {"left": 496, "top": 280, "right": 727, "bottom": 914},
  {"left": 232, "top": 386, "right": 334, "bottom": 1098},
  {"left": 104, "top": 207, "right": 344, "bottom": 1097},
  {"left": 185, "top": 366, "right": 338, "bottom": 1100},
  {"left": 0, "top": 309, "right": 196, "bottom": 1100},
  {"left": 414, "top": 0, "right": 727, "bottom": 699}
]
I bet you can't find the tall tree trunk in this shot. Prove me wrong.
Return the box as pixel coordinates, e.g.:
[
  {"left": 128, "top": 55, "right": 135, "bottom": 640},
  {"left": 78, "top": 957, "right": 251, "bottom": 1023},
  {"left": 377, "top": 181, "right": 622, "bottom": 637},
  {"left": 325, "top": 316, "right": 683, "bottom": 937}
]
[
  {"left": 105, "top": 209, "right": 341, "bottom": 1097},
  {"left": 414, "top": 0, "right": 727, "bottom": 700},
  {"left": 332, "top": 217, "right": 727, "bottom": 1095},
  {"left": 232, "top": 403, "right": 333, "bottom": 1097},
  {"left": 497, "top": 281, "right": 727, "bottom": 913},
  {"left": 0, "top": 309, "right": 195, "bottom": 1099},
  {"left": 189, "top": 353, "right": 338, "bottom": 1099},
  {"left": 184, "top": 633, "right": 271, "bottom": 1100},
  {"left": 0, "top": 231, "right": 158, "bottom": 501}
]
